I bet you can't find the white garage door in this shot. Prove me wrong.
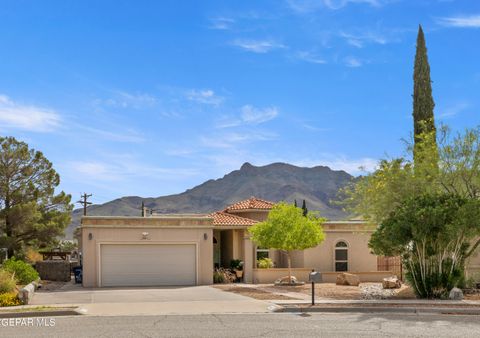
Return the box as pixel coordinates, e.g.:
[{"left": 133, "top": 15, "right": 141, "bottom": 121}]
[{"left": 100, "top": 244, "right": 196, "bottom": 287}]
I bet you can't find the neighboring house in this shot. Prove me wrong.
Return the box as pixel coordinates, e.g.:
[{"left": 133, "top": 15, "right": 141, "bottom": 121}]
[{"left": 80, "top": 197, "right": 396, "bottom": 287}]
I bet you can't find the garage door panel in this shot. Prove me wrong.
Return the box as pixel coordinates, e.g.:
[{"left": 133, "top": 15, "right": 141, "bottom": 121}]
[{"left": 100, "top": 244, "right": 196, "bottom": 287}]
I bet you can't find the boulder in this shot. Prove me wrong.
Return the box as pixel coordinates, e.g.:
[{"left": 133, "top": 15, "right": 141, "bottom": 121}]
[
  {"left": 449, "top": 287, "right": 464, "bottom": 300},
  {"left": 274, "top": 276, "right": 298, "bottom": 285},
  {"left": 336, "top": 273, "right": 360, "bottom": 286},
  {"left": 382, "top": 276, "right": 401, "bottom": 289}
]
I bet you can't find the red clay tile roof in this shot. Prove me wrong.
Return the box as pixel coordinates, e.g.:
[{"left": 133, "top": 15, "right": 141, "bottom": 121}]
[
  {"left": 224, "top": 196, "right": 275, "bottom": 212},
  {"left": 209, "top": 211, "right": 258, "bottom": 226}
]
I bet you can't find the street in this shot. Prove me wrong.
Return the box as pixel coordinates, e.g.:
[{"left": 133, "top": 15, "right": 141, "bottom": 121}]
[{"left": 1, "top": 312, "right": 480, "bottom": 337}]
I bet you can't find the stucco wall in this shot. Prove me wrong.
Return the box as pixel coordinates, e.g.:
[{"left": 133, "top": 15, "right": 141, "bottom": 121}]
[
  {"left": 303, "top": 230, "right": 376, "bottom": 272},
  {"left": 81, "top": 217, "right": 213, "bottom": 287}
]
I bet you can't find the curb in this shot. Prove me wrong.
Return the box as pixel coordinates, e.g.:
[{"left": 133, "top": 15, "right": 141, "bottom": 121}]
[
  {"left": 276, "top": 305, "right": 480, "bottom": 315},
  {"left": 0, "top": 309, "right": 82, "bottom": 318}
]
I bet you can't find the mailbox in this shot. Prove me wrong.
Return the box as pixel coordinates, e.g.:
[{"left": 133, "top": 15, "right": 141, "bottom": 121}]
[{"left": 309, "top": 271, "right": 322, "bottom": 283}]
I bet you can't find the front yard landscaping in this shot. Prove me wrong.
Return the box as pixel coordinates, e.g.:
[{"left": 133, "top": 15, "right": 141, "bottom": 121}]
[
  {"left": 0, "top": 258, "right": 40, "bottom": 307},
  {"left": 217, "top": 282, "right": 480, "bottom": 301},
  {"left": 216, "top": 282, "right": 471, "bottom": 301}
]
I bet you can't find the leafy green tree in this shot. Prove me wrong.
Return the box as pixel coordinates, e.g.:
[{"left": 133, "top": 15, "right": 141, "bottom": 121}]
[
  {"left": 413, "top": 25, "right": 437, "bottom": 164},
  {"left": 339, "top": 127, "right": 480, "bottom": 223},
  {"left": 370, "top": 193, "right": 480, "bottom": 298},
  {"left": 0, "top": 137, "right": 72, "bottom": 257},
  {"left": 249, "top": 202, "right": 325, "bottom": 283}
]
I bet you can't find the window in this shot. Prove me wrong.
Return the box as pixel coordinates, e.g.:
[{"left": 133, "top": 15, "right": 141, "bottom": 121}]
[
  {"left": 335, "top": 241, "right": 348, "bottom": 272},
  {"left": 256, "top": 247, "right": 269, "bottom": 260}
]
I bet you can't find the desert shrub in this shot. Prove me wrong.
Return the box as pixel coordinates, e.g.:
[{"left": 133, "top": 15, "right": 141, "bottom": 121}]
[
  {"left": 0, "top": 270, "right": 17, "bottom": 293},
  {"left": 213, "top": 268, "right": 236, "bottom": 283},
  {"left": 0, "top": 293, "right": 22, "bottom": 307},
  {"left": 213, "top": 270, "right": 225, "bottom": 283},
  {"left": 257, "top": 258, "right": 274, "bottom": 269},
  {"left": 25, "top": 248, "right": 43, "bottom": 264},
  {"left": 2, "top": 258, "right": 39, "bottom": 285}
]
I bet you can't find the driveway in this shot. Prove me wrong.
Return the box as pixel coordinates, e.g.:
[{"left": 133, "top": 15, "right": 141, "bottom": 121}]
[{"left": 31, "top": 284, "right": 276, "bottom": 316}]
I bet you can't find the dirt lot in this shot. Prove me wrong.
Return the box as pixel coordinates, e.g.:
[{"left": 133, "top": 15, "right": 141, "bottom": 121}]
[
  {"left": 214, "top": 285, "right": 297, "bottom": 300},
  {"left": 216, "top": 283, "right": 417, "bottom": 300}
]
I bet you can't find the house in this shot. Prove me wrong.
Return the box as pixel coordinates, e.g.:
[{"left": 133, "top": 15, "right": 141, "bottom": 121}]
[{"left": 80, "top": 197, "right": 394, "bottom": 287}]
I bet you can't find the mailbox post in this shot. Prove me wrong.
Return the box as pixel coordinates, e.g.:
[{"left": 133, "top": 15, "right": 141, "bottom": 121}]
[{"left": 308, "top": 269, "right": 322, "bottom": 306}]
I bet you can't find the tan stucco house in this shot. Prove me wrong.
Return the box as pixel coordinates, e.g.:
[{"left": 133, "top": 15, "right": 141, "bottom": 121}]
[{"left": 80, "top": 197, "right": 396, "bottom": 287}]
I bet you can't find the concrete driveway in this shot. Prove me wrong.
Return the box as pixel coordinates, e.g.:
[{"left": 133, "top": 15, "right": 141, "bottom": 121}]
[{"left": 31, "top": 284, "right": 276, "bottom": 316}]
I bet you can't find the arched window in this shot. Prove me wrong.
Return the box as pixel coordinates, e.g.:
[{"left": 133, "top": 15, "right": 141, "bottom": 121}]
[{"left": 335, "top": 241, "right": 348, "bottom": 272}]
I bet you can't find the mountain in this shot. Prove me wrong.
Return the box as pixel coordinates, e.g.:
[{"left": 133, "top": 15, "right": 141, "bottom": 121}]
[{"left": 65, "top": 162, "right": 355, "bottom": 239}]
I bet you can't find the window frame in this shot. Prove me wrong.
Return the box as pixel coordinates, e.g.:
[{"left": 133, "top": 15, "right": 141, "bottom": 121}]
[
  {"left": 334, "top": 240, "right": 349, "bottom": 272},
  {"left": 256, "top": 247, "right": 270, "bottom": 261}
]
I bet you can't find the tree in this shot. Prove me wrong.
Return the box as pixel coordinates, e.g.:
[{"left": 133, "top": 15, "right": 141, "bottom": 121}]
[
  {"left": 339, "top": 126, "right": 480, "bottom": 223},
  {"left": 301, "top": 199, "right": 308, "bottom": 217},
  {"left": 369, "top": 193, "right": 480, "bottom": 298},
  {"left": 413, "top": 25, "right": 437, "bottom": 164},
  {"left": 249, "top": 202, "right": 325, "bottom": 284},
  {"left": 0, "top": 137, "right": 72, "bottom": 257}
]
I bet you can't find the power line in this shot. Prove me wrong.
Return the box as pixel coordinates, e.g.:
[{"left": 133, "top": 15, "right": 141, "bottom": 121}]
[{"left": 77, "top": 193, "right": 92, "bottom": 216}]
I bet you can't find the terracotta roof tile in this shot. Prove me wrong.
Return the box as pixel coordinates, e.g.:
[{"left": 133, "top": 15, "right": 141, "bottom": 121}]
[
  {"left": 224, "top": 196, "right": 275, "bottom": 212},
  {"left": 209, "top": 211, "right": 258, "bottom": 226}
]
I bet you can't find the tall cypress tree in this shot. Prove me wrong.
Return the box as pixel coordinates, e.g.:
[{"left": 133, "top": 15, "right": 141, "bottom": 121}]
[
  {"left": 301, "top": 199, "right": 308, "bottom": 217},
  {"left": 412, "top": 25, "right": 437, "bottom": 162}
]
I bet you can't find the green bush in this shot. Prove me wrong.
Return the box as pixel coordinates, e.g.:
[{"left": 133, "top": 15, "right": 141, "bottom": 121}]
[
  {"left": 230, "top": 259, "right": 243, "bottom": 271},
  {"left": 2, "top": 258, "right": 39, "bottom": 285},
  {"left": 0, "top": 293, "right": 22, "bottom": 307},
  {"left": 0, "top": 270, "right": 17, "bottom": 293},
  {"left": 257, "top": 258, "right": 274, "bottom": 269}
]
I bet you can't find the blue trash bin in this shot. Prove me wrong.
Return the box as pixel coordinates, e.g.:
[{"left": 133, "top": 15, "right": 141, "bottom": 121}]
[{"left": 73, "top": 266, "right": 82, "bottom": 284}]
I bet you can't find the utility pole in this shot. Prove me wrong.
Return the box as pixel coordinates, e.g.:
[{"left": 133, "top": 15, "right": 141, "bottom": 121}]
[{"left": 77, "top": 193, "right": 92, "bottom": 216}]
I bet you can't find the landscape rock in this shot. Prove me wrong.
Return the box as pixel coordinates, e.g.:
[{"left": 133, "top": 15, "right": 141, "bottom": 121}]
[
  {"left": 18, "top": 282, "right": 36, "bottom": 305},
  {"left": 361, "top": 284, "right": 396, "bottom": 300},
  {"left": 275, "top": 276, "right": 300, "bottom": 285},
  {"left": 382, "top": 276, "right": 401, "bottom": 289},
  {"left": 336, "top": 273, "right": 360, "bottom": 286},
  {"left": 449, "top": 287, "right": 464, "bottom": 300}
]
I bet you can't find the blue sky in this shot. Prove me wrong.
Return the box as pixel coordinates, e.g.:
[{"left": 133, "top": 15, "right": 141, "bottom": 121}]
[{"left": 0, "top": 0, "right": 479, "bottom": 204}]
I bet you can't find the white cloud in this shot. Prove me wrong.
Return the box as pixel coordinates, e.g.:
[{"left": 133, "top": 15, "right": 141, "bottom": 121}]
[
  {"left": 438, "top": 15, "right": 480, "bottom": 28},
  {"left": 438, "top": 102, "right": 470, "bottom": 119},
  {"left": 93, "top": 91, "right": 157, "bottom": 109},
  {"left": 295, "top": 51, "right": 327, "bottom": 64},
  {"left": 241, "top": 105, "right": 278, "bottom": 124},
  {"left": 201, "top": 131, "right": 275, "bottom": 149},
  {"left": 80, "top": 126, "right": 146, "bottom": 143},
  {"left": 65, "top": 157, "right": 198, "bottom": 183},
  {"left": 209, "top": 17, "right": 235, "bottom": 30},
  {"left": 286, "top": 0, "right": 383, "bottom": 13},
  {"left": 186, "top": 89, "right": 224, "bottom": 106},
  {"left": 293, "top": 156, "right": 378, "bottom": 175},
  {"left": 344, "top": 56, "right": 363, "bottom": 67},
  {"left": 0, "top": 94, "right": 61, "bottom": 132},
  {"left": 217, "top": 105, "right": 279, "bottom": 128},
  {"left": 231, "top": 39, "right": 286, "bottom": 53},
  {"left": 340, "top": 31, "right": 388, "bottom": 48}
]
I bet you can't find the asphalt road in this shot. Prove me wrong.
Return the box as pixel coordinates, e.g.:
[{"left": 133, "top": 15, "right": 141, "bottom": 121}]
[{"left": 1, "top": 312, "right": 480, "bottom": 338}]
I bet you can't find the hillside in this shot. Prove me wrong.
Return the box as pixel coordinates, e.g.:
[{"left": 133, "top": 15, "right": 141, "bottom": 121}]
[{"left": 66, "top": 162, "right": 355, "bottom": 238}]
